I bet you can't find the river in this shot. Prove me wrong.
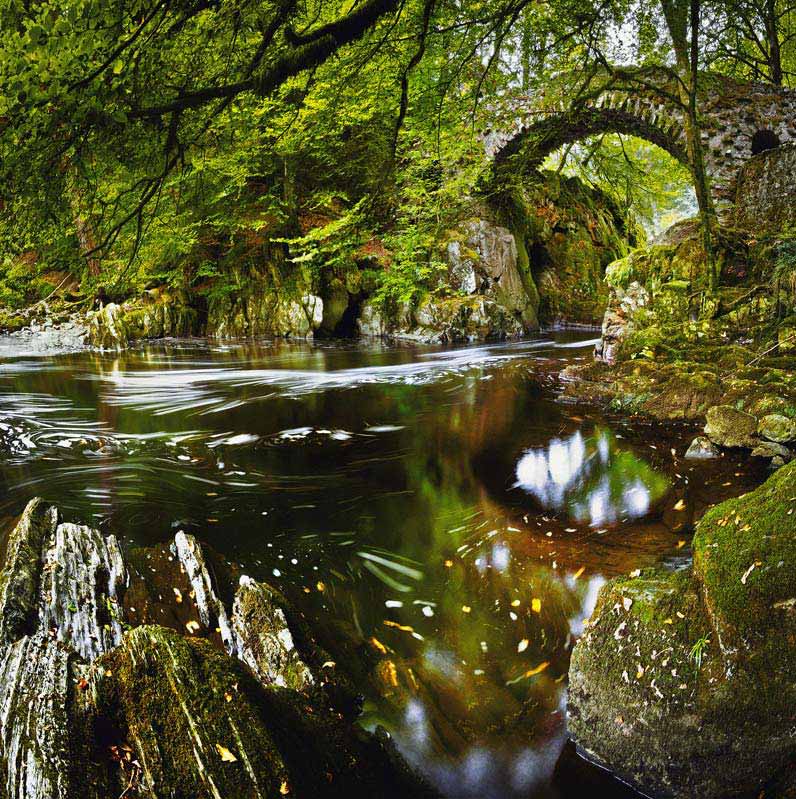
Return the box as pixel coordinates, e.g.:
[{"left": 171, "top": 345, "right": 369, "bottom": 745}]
[{"left": 0, "top": 330, "right": 765, "bottom": 798}]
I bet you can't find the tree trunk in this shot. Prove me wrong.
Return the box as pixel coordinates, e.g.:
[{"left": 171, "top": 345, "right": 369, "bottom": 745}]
[{"left": 661, "top": 0, "right": 718, "bottom": 292}]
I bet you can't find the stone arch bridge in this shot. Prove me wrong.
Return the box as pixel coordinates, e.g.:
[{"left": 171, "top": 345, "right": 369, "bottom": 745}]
[{"left": 485, "top": 67, "right": 796, "bottom": 214}]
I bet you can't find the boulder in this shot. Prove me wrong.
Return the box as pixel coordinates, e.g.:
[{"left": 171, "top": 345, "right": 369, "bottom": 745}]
[
  {"left": 758, "top": 413, "right": 796, "bottom": 444},
  {"left": 703, "top": 405, "right": 758, "bottom": 448},
  {"left": 86, "top": 303, "right": 129, "bottom": 350},
  {"left": 684, "top": 435, "right": 720, "bottom": 460},
  {"left": 568, "top": 462, "right": 796, "bottom": 798}
]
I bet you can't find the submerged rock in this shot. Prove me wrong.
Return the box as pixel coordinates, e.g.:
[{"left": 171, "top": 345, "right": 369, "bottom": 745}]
[
  {"left": 684, "top": 435, "right": 720, "bottom": 460},
  {"left": 703, "top": 404, "right": 758, "bottom": 448},
  {"left": 568, "top": 461, "right": 796, "bottom": 798}
]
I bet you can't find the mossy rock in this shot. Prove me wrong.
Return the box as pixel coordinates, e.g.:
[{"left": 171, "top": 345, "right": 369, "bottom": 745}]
[
  {"left": 704, "top": 404, "right": 758, "bottom": 448},
  {"left": 568, "top": 464, "right": 796, "bottom": 798},
  {"left": 693, "top": 461, "right": 796, "bottom": 666},
  {"left": 80, "top": 625, "right": 436, "bottom": 798}
]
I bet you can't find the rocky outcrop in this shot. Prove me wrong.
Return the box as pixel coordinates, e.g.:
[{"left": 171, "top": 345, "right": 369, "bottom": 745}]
[
  {"left": 446, "top": 219, "right": 538, "bottom": 328},
  {"left": 232, "top": 577, "right": 314, "bottom": 690},
  {"left": 207, "top": 291, "right": 323, "bottom": 339},
  {"left": 0, "top": 499, "right": 435, "bottom": 799},
  {"left": 568, "top": 461, "right": 796, "bottom": 798},
  {"left": 357, "top": 293, "right": 525, "bottom": 343}
]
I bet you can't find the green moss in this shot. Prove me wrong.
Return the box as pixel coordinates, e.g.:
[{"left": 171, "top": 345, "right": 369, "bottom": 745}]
[
  {"left": 693, "top": 461, "right": 796, "bottom": 664},
  {"left": 83, "top": 625, "right": 435, "bottom": 798}
]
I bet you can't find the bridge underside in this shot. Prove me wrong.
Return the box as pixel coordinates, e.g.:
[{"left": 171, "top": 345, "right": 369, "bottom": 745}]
[{"left": 494, "top": 108, "right": 689, "bottom": 174}]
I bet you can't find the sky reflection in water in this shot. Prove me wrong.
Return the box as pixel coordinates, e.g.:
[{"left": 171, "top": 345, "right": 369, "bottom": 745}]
[{"left": 515, "top": 429, "right": 671, "bottom": 528}]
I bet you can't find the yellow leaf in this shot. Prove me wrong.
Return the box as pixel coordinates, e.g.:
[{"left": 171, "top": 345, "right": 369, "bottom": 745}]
[
  {"left": 676, "top": 540, "right": 686, "bottom": 549},
  {"left": 316, "top": 581, "right": 326, "bottom": 592},
  {"left": 370, "top": 637, "right": 387, "bottom": 654},
  {"left": 673, "top": 499, "right": 686, "bottom": 511},
  {"left": 383, "top": 620, "right": 415, "bottom": 633},
  {"left": 531, "top": 598, "right": 542, "bottom": 613},
  {"left": 444, "top": 559, "right": 453, "bottom": 568},
  {"left": 462, "top": 605, "right": 471, "bottom": 614},
  {"left": 636, "top": 664, "right": 644, "bottom": 679},
  {"left": 280, "top": 781, "right": 290, "bottom": 795},
  {"left": 215, "top": 743, "right": 237, "bottom": 763},
  {"left": 173, "top": 587, "right": 183, "bottom": 604},
  {"left": 573, "top": 566, "right": 585, "bottom": 580},
  {"left": 511, "top": 599, "right": 521, "bottom": 607},
  {"left": 524, "top": 661, "right": 550, "bottom": 678}
]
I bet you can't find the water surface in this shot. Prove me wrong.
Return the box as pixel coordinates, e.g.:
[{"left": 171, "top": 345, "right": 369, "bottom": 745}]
[{"left": 0, "top": 332, "right": 763, "bottom": 797}]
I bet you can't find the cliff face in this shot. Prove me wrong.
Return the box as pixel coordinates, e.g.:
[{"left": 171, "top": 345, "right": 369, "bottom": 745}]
[{"left": 78, "top": 171, "right": 635, "bottom": 348}]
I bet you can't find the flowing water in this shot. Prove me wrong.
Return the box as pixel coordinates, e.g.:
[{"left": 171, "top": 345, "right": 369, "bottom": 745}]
[{"left": 0, "top": 331, "right": 765, "bottom": 798}]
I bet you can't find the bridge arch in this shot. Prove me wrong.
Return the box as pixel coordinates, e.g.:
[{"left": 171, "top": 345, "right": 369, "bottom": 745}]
[
  {"left": 485, "top": 68, "right": 796, "bottom": 215},
  {"left": 491, "top": 106, "right": 689, "bottom": 177}
]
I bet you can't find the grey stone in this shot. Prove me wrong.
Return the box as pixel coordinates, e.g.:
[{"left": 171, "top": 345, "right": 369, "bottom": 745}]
[
  {"left": 685, "top": 435, "right": 720, "bottom": 459},
  {"left": 751, "top": 440, "right": 792, "bottom": 461}
]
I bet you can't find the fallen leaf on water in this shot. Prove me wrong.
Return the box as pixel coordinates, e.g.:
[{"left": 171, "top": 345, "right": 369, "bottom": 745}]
[
  {"left": 517, "top": 639, "right": 529, "bottom": 653},
  {"left": 384, "top": 660, "right": 398, "bottom": 687},
  {"left": 215, "top": 743, "right": 237, "bottom": 763},
  {"left": 531, "top": 598, "right": 542, "bottom": 613},
  {"left": 383, "top": 620, "right": 415, "bottom": 634},
  {"left": 525, "top": 661, "right": 549, "bottom": 677}
]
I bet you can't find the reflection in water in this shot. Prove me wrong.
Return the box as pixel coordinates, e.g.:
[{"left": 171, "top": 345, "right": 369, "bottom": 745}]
[
  {"left": 515, "top": 429, "right": 671, "bottom": 527},
  {"left": 0, "top": 333, "right": 762, "bottom": 798}
]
